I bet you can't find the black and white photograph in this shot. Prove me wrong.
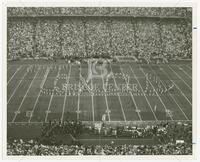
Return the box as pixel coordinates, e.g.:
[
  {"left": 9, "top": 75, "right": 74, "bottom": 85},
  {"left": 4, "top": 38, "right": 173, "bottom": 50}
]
[{"left": 1, "top": 0, "right": 199, "bottom": 160}]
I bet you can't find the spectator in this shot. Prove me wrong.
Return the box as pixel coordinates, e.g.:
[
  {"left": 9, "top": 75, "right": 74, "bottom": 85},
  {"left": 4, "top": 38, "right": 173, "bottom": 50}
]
[
  {"left": 7, "top": 121, "right": 192, "bottom": 155},
  {"left": 7, "top": 8, "right": 192, "bottom": 61}
]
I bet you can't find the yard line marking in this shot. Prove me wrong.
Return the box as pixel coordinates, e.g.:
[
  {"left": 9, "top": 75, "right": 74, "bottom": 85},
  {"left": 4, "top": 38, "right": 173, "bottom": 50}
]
[
  {"left": 129, "top": 65, "right": 158, "bottom": 121},
  {"left": 28, "top": 68, "right": 50, "bottom": 123},
  {"left": 7, "top": 67, "right": 30, "bottom": 104},
  {"left": 110, "top": 64, "right": 126, "bottom": 122},
  {"left": 90, "top": 72, "right": 95, "bottom": 123},
  {"left": 12, "top": 68, "right": 40, "bottom": 122},
  {"left": 168, "top": 65, "right": 192, "bottom": 90},
  {"left": 139, "top": 66, "right": 174, "bottom": 120},
  {"left": 176, "top": 65, "right": 192, "bottom": 80},
  {"left": 45, "top": 67, "right": 61, "bottom": 123},
  {"left": 100, "top": 67, "right": 111, "bottom": 122},
  {"left": 160, "top": 68, "right": 192, "bottom": 106},
  {"left": 7, "top": 66, "right": 22, "bottom": 85},
  {"left": 119, "top": 65, "right": 142, "bottom": 121},
  {"left": 77, "top": 65, "right": 81, "bottom": 121},
  {"left": 149, "top": 66, "right": 189, "bottom": 120},
  {"left": 60, "top": 65, "right": 71, "bottom": 123}
]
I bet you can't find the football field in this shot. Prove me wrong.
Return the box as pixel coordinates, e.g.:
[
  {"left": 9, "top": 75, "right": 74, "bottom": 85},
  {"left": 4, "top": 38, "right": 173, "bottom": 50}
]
[{"left": 7, "top": 60, "right": 192, "bottom": 124}]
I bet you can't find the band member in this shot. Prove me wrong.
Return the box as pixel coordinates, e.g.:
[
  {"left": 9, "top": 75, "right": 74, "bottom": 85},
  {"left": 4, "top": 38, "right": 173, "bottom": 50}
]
[{"left": 102, "top": 114, "right": 106, "bottom": 122}]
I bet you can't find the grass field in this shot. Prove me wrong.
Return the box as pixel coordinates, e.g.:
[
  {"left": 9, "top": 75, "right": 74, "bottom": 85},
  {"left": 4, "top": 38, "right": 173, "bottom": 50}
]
[{"left": 7, "top": 60, "right": 192, "bottom": 124}]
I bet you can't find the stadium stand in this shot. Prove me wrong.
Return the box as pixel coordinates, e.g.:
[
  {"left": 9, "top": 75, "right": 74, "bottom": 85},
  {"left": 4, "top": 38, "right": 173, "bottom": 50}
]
[{"left": 7, "top": 7, "right": 192, "bottom": 62}]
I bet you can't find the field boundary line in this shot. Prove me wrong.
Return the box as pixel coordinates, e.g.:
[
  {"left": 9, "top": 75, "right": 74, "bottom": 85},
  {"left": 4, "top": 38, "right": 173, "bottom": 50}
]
[
  {"left": 160, "top": 68, "right": 192, "bottom": 106},
  {"left": 168, "top": 65, "right": 192, "bottom": 90},
  {"left": 7, "top": 66, "right": 22, "bottom": 85},
  {"left": 139, "top": 66, "right": 173, "bottom": 121},
  {"left": 119, "top": 65, "right": 142, "bottom": 121},
  {"left": 100, "top": 68, "right": 111, "bottom": 122},
  {"left": 7, "top": 67, "right": 30, "bottom": 104},
  {"left": 149, "top": 66, "right": 189, "bottom": 120},
  {"left": 110, "top": 64, "right": 127, "bottom": 122},
  {"left": 60, "top": 65, "right": 72, "bottom": 123},
  {"left": 12, "top": 68, "right": 40, "bottom": 122},
  {"left": 77, "top": 65, "right": 81, "bottom": 121},
  {"left": 45, "top": 67, "right": 61, "bottom": 122},
  {"left": 28, "top": 68, "right": 50, "bottom": 122},
  {"left": 90, "top": 71, "right": 95, "bottom": 123},
  {"left": 129, "top": 65, "right": 158, "bottom": 121}
]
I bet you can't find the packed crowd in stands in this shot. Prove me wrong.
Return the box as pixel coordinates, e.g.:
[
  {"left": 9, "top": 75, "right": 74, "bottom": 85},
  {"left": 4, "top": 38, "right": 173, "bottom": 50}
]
[
  {"left": 7, "top": 140, "right": 192, "bottom": 155},
  {"left": 7, "top": 16, "right": 192, "bottom": 62},
  {"left": 136, "top": 19, "right": 160, "bottom": 62},
  {"left": 61, "top": 19, "right": 85, "bottom": 58},
  {"left": 35, "top": 19, "right": 61, "bottom": 58},
  {"left": 86, "top": 19, "right": 111, "bottom": 57},
  {"left": 161, "top": 19, "right": 192, "bottom": 59},
  {"left": 111, "top": 19, "right": 136, "bottom": 56},
  {"left": 7, "top": 19, "right": 34, "bottom": 59},
  {"left": 7, "top": 121, "right": 192, "bottom": 155}
]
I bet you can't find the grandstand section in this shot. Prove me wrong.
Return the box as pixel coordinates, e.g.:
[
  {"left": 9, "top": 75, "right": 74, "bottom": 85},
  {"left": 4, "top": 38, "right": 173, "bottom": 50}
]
[{"left": 7, "top": 7, "right": 192, "bottom": 60}]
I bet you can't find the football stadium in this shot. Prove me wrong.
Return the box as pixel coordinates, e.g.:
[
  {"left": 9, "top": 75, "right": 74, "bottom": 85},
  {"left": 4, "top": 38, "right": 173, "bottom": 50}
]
[{"left": 7, "top": 7, "right": 192, "bottom": 155}]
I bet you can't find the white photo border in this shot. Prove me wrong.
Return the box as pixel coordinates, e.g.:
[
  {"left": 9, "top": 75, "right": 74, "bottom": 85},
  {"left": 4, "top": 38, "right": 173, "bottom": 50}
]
[{"left": 1, "top": 0, "right": 199, "bottom": 161}]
